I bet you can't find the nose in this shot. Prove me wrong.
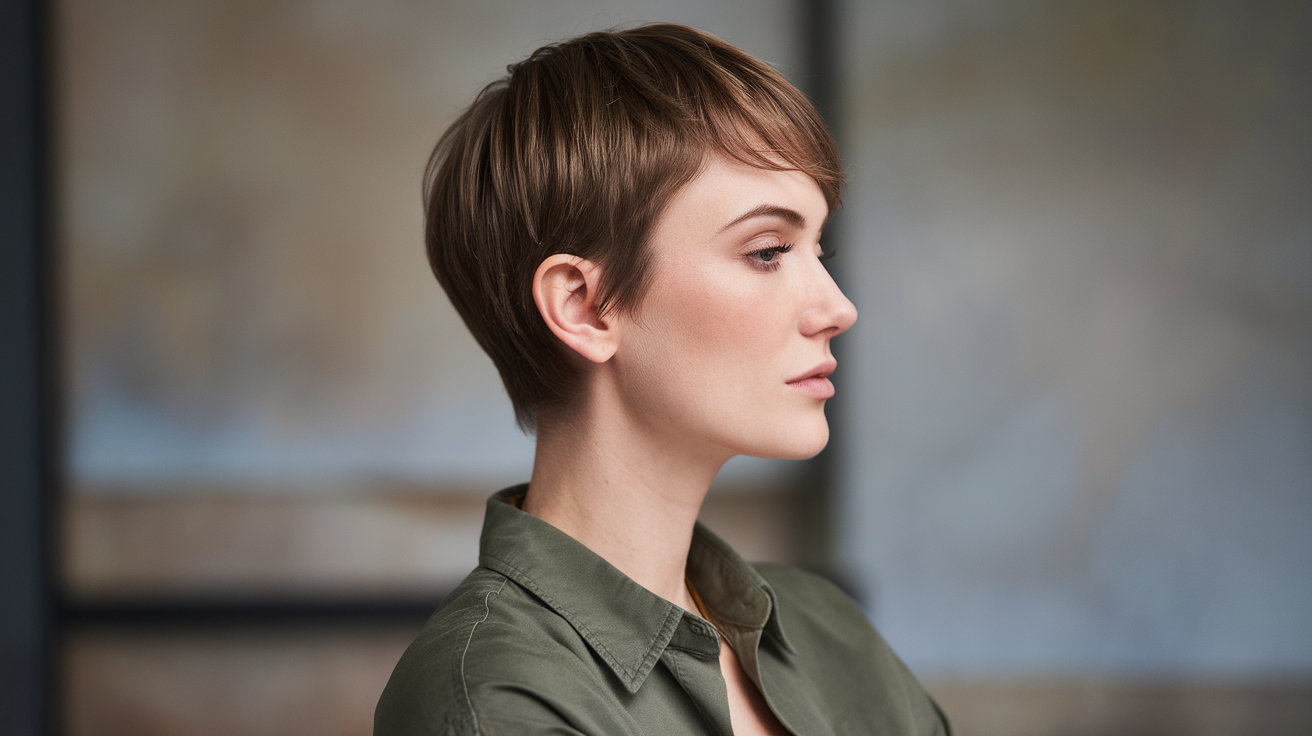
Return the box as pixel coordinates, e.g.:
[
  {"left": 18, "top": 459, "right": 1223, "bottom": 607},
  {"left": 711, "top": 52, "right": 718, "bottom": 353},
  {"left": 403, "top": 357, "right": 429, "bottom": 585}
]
[{"left": 799, "top": 256, "right": 857, "bottom": 337}]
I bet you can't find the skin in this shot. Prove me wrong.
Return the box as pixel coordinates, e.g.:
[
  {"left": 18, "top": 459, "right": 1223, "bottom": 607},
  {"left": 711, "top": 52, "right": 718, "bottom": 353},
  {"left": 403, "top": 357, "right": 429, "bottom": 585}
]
[{"left": 524, "top": 155, "right": 857, "bottom": 736}]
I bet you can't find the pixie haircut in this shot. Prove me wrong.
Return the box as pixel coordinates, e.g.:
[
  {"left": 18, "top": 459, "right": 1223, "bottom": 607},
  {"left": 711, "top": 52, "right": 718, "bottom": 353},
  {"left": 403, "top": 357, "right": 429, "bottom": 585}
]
[{"left": 424, "top": 23, "right": 843, "bottom": 430}]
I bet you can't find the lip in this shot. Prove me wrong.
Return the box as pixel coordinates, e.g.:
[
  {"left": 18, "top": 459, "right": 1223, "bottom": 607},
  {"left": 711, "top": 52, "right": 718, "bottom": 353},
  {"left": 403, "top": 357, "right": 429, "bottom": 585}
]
[{"left": 786, "top": 360, "right": 837, "bottom": 399}]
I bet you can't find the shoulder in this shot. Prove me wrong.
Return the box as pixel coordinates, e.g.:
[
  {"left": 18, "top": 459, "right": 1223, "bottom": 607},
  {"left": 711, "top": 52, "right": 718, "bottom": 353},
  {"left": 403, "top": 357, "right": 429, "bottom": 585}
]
[
  {"left": 752, "top": 562, "right": 862, "bottom": 611},
  {"left": 753, "top": 563, "right": 875, "bottom": 642},
  {"left": 374, "top": 568, "right": 626, "bottom": 736},
  {"left": 374, "top": 568, "right": 508, "bottom": 735}
]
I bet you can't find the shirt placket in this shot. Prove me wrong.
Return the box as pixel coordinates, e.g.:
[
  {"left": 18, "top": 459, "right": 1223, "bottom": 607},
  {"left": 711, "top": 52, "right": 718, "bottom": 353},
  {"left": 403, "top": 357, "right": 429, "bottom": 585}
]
[{"left": 660, "top": 613, "right": 734, "bottom": 736}]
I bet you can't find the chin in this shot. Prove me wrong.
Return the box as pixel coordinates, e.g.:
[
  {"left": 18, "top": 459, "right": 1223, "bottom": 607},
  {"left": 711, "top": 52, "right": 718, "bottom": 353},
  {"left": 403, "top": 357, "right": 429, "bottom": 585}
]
[
  {"left": 785, "top": 433, "right": 831, "bottom": 460},
  {"left": 747, "top": 416, "right": 830, "bottom": 460}
]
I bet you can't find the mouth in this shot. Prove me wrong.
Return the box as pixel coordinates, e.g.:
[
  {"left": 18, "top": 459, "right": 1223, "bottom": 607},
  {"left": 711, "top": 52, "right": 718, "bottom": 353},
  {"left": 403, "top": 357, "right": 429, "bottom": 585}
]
[{"left": 786, "top": 361, "right": 837, "bottom": 399}]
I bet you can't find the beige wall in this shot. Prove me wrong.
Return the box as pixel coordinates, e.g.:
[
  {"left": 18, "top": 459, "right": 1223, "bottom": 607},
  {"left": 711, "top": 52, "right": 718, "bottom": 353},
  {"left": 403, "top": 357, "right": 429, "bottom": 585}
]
[{"left": 59, "top": 0, "right": 801, "bottom": 491}]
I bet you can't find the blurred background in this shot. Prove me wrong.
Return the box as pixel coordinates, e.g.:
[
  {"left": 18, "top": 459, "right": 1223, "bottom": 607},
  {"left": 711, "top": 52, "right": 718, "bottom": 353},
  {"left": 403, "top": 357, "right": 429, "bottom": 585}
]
[{"left": 5, "top": 0, "right": 1309, "bottom": 734}]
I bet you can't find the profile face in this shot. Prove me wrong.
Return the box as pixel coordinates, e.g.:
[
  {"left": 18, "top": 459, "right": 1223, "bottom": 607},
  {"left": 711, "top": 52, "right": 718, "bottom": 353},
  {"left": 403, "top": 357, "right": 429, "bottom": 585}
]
[{"left": 612, "top": 155, "right": 858, "bottom": 462}]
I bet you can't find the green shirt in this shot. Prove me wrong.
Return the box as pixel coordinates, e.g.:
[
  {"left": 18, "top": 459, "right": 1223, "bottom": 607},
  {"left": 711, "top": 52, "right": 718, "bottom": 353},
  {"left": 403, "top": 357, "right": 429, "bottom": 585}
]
[{"left": 376, "top": 486, "right": 951, "bottom": 735}]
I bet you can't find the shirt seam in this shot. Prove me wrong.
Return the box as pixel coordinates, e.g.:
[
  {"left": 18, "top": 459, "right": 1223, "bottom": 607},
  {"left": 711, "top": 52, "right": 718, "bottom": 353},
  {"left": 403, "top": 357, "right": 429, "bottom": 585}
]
[{"left": 459, "top": 576, "right": 508, "bottom": 735}]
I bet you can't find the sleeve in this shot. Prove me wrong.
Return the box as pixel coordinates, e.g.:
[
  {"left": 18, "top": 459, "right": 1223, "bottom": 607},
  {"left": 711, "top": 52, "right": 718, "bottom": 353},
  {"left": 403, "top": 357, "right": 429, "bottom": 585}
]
[{"left": 375, "top": 657, "right": 595, "bottom": 736}]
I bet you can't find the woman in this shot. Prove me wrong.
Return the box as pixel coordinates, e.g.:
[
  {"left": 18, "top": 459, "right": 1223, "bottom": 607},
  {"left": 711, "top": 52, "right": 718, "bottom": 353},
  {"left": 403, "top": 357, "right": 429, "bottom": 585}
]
[{"left": 376, "top": 23, "right": 950, "bottom": 736}]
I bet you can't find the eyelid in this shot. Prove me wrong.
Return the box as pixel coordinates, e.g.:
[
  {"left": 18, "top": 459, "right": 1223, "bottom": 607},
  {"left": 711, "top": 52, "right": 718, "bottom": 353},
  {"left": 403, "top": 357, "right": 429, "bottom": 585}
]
[
  {"left": 745, "top": 242, "right": 793, "bottom": 260},
  {"left": 747, "top": 240, "right": 792, "bottom": 254}
]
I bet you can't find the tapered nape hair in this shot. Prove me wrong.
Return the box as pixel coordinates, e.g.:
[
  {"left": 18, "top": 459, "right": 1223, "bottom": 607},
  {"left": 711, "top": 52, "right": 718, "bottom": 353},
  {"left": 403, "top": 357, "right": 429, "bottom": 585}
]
[{"left": 424, "top": 23, "right": 843, "bottom": 431}]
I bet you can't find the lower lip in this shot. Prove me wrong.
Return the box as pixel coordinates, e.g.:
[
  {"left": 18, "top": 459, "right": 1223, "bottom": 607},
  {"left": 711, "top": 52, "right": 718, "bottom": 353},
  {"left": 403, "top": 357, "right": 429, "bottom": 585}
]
[{"left": 787, "top": 376, "right": 834, "bottom": 399}]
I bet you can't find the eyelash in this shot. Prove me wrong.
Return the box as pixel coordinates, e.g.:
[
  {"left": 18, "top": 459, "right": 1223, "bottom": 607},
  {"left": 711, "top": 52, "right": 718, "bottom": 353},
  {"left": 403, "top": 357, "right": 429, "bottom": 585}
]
[{"left": 747, "top": 242, "right": 793, "bottom": 271}]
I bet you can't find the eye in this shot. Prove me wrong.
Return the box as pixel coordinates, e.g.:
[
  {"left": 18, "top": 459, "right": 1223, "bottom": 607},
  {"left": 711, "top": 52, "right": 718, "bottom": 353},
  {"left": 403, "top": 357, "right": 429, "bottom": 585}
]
[{"left": 747, "top": 242, "right": 793, "bottom": 270}]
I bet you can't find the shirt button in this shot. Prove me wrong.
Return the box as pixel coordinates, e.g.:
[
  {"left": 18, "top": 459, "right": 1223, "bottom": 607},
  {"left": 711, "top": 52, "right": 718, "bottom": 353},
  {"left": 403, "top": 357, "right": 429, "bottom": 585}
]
[{"left": 689, "top": 620, "right": 716, "bottom": 638}]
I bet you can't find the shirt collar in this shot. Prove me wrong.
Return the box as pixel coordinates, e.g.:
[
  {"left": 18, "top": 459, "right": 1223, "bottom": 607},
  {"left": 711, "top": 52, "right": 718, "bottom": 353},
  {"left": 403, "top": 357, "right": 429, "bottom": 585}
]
[
  {"left": 477, "top": 485, "right": 793, "bottom": 693},
  {"left": 687, "top": 521, "right": 795, "bottom": 656}
]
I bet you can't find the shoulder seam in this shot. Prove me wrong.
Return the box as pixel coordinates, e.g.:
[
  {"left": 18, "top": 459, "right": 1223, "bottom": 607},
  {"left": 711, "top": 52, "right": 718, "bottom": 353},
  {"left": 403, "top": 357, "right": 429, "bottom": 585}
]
[{"left": 459, "top": 576, "right": 508, "bottom": 736}]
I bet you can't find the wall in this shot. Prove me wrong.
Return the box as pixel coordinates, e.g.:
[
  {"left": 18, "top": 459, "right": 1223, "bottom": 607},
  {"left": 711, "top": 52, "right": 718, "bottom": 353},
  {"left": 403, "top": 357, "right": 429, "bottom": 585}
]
[
  {"left": 61, "top": 0, "right": 800, "bottom": 494},
  {"left": 836, "top": 0, "right": 1312, "bottom": 677}
]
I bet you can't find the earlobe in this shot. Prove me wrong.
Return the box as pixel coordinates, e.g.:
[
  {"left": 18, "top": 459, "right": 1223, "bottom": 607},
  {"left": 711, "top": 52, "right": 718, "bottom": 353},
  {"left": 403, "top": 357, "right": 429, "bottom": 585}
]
[{"left": 532, "top": 254, "right": 618, "bottom": 364}]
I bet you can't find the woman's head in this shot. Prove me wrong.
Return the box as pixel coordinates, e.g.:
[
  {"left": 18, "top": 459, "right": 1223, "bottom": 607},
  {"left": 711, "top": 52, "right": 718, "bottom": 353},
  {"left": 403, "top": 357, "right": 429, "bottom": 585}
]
[{"left": 425, "top": 23, "right": 844, "bottom": 430}]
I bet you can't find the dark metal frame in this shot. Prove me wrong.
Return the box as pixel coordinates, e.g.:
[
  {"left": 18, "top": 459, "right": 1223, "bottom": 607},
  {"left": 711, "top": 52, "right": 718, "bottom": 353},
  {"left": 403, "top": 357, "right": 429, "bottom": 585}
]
[
  {"left": 63, "top": 596, "right": 445, "bottom": 630},
  {"left": 1, "top": 0, "right": 55, "bottom": 732},
  {"left": 792, "top": 0, "right": 853, "bottom": 590}
]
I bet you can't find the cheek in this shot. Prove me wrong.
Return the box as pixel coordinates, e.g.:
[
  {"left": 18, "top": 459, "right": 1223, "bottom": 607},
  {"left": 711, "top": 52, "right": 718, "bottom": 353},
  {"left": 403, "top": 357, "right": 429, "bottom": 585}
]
[
  {"left": 618, "top": 267, "right": 829, "bottom": 458},
  {"left": 635, "top": 270, "right": 790, "bottom": 395}
]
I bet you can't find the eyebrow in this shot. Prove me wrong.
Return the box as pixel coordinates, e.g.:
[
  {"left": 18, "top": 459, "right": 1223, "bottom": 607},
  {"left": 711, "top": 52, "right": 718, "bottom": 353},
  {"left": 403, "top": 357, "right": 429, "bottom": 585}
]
[{"left": 717, "top": 204, "right": 807, "bottom": 234}]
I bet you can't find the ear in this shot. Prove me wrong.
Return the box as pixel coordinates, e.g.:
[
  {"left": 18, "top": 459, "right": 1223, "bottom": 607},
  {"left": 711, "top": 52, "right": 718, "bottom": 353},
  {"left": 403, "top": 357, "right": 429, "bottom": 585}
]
[{"left": 532, "top": 254, "right": 618, "bottom": 364}]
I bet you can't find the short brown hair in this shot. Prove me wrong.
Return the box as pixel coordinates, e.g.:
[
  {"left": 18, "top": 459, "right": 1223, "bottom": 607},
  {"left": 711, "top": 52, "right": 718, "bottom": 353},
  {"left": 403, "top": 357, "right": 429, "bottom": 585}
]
[{"left": 424, "top": 23, "right": 842, "bottom": 430}]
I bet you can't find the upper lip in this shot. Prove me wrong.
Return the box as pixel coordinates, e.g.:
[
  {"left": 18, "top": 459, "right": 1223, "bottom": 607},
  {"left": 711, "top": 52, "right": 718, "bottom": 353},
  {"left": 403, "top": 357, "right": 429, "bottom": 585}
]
[{"left": 787, "top": 360, "right": 837, "bottom": 383}]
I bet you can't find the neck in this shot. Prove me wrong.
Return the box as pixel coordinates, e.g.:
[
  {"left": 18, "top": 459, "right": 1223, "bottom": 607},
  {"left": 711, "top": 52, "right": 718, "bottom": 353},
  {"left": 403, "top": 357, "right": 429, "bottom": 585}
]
[{"left": 523, "top": 389, "right": 731, "bottom": 612}]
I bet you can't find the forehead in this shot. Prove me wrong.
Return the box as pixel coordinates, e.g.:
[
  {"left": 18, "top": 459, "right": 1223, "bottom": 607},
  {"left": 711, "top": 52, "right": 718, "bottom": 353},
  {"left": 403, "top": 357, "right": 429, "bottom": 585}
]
[{"left": 653, "top": 156, "right": 829, "bottom": 240}]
